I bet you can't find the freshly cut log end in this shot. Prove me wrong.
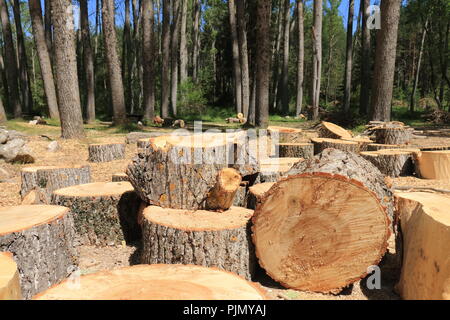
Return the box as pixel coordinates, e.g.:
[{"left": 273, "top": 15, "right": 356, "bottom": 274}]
[
  {"left": 414, "top": 151, "right": 450, "bottom": 180},
  {"left": 0, "top": 205, "right": 78, "bottom": 299},
  {"left": 141, "top": 206, "right": 256, "bottom": 280},
  {"left": 205, "top": 168, "right": 242, "bottom": 211},
  {"left": 20, "top": 165, "right": 91, "bottom": 202},
  {"left": 394, "top": 192, "right": 450, "bottom": 300},
  {"left": 268, "top": 126, "right": 307, "bottom": 144},
  {"left": 374, "top": 127, "right": 413, "bottom": 145},
  {"left": 88, "top": 143, "right": 126, "bottom": 162},
  {"left": 259, "top": 158, "right": 302, "bottom": 182},
  {"left": 367, "top": 144, "right": 404, "bottom": 151},
  {"left": 112, "top": 172, "right": 129, "bottom": 182},
  {"left": 360, "top": 149, "right": 419, "bottom": 177},
  {"left": 286, "top": 148, "right": 395, "bottom": 220},
  {"left": 276, "top": 143, "right": 314, "bottom": 159},
  {"left": 311, "top": 138, "right": 359, "bottom": 154},
  {"left": 0, "top": 252, "right": 22, "bottom": 300},
  {"left": 247, "top": 182, "right": 274, "bottom": 209},
  {"left": 51, "top": 182, "right": 142, "bottom": 246},
  {"left": 34, "top": 264, "right": 267, "bottom": 300},
  {"left": 252, "top": 173, "right": 390, "bottom": 293},
  {"left": 317, "top": 121, "right": 353, "bottom": 139}
]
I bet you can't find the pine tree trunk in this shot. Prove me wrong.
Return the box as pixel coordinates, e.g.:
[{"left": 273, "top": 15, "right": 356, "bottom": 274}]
[
  {"left": 102, "top": 0, "right": 127, "bottom": 125},
  {"left": 296, "top": 0, "right": 304, "bottom": 116},
  {"left": 236, "top": 0, "right": 250, "bottom": 117},
  {"left": 170, "top": 0, "right": 180, "bottom": 117},
  {"left": 311, "top": 0, "right": 323, "bottom": 120},
  {"left": 179, "top": 0, "right": 188, "bottom": 83},
  {"left": 44, "top": 0, "right": 52, "bottom": 52},
  {"left": 0, "top": 0, "right": 22, "bottom": 118},
  {"left": 370, "top": 0, "right": 402, "bottom": 121},
  {"left": 80, "top": 0, "right": 96, "bottom": 123},
  {"left": 343, "top": 0, "right": 354, "bottom": 114},
  {"left": 161, "top": 0, "right": 171, "bottom": 118},
  {"left": 228, "top": 0, "right": 242, "bottom": 115},
  {"left": 51, "top": 0, "right": 85, "bottom": 138},
  {"left": 122, "top": 0, "right": 132, "bottom": 112},
  {"left": 142, "top": 0, "right": 155, "bottom": 121},
  {"left": 359, "top": 0, "right": 371, "bottom": 115},
  {"left": 281, "top": 0, "right": 290, "bottom": 115},
  {"left": 192, "top": 0, "right": 201, "bottom": 82},
  {"left": 410, "top": 19, "right": 428, "bottom": 113}
]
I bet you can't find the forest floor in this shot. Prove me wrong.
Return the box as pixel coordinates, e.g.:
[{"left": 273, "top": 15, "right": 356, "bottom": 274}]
[{"left": 1, "top": 119, "right": 450, "bottom": 300}]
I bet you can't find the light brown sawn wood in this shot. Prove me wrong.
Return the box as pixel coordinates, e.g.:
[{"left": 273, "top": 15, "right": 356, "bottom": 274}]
[
  {"left": 268, "top": 126, "right": 307, "bottom": 143},
  {"left": 112, "top": 172, "right": 129, "bottom": 182},
  {"left": 317, "top": 121, "right": 353, "bottom": 139},
  {"left": 247, "top": 182, "right": 274, "bottom": 209},
  {"left": 311, "top": 138, "right": 358, "bottom": 154},
  {"left": 414, "top": 150, "right": 450, "bottom": 180},
  {"left": 0, "top": 252, "right": 22, "bottom": 300},
  {"left": 205, "top": 168, "right": 242, "bottom": 211}
]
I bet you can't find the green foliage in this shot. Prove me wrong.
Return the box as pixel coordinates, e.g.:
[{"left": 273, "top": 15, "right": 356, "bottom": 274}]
[{"left": 177, "top": 78, "right": 208, "bottom": 116}]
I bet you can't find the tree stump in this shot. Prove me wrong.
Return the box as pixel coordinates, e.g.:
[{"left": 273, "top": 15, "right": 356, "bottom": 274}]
[
  {"left": 311, "top": 138, "right": 359, "bottom": 154},
  {"left": 361, "top": 149, "right": 419, "bottom": 177},
  {"left": 112, "top": 172, "right": 129, "bottom": 182},
  {"left": 252, "top": 173, "right": 390, "bottom": 293},
  {"left": 34, "top": 264, "right": 267, "bottom": 300},
  {"left": 248, "top": 182, "right": 274, "bottom": 209},
  {"left": 367, "top": 143, "right": 404, "bottom": 151},
  {"left": 127, "top": 134, "right": 241, "bottom": 211},
  {"left": 0, "top": 205, "right": 78, "bottom": 299},
  {"left": 259, "top": 158, "right": 302, "bottom": 182},
  {"left": 317, "top": 121, "right": 353, "bottom": 139},
  {"left": 137, "top": 138, "right": 152, "bottom": 149},
  {"left": 232, "top": 184, "right": 248, "bottom": 207},
  {"left": 0, "top": 252, "right": 21, "bottom": 300},
  {"left": 420, "top": 145, "right": 450, "bottom": 151},
  {"left": 342, "top": 137, "right": 373, "bottom": 152},
  {"left": 394, "top": 192, "right": 450, "bottom": 300},
  {"left": 267, "top": 126, "right": 307, "bottom": 143},
  {"left": 276, "top": 143, "right": 314, "bottom": 159},
  {"left": 51, "top": 182, "right": 142, "bottom": 246},
  {"left": 141, "top": 206, "right": 256, "bottom": 280},
  {"left": 88, "top": 143, "right": 126, "bottom": 162},
  {"left": 20, "top": 165, "right": 91, "bottom": 203},
  {"left": 414, "top": 151, "right": 450, "bottom": 179},
  {"left": 374, "top": 127, "right": 413, "bottom": 145}
]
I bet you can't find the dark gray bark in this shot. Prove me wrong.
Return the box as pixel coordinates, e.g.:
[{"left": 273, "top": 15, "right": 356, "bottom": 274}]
[
  {"left": 296, "top": 0, "right": 304, "bottom": 116},
  {"left": 343, "top": 0, "right": 354, "bottom": 114},
  {"left": 142, "top": 0, "right": 155, "bottom": 121},
  {"left": 161, "top": 0, "right": 171, "bottom": 118}
]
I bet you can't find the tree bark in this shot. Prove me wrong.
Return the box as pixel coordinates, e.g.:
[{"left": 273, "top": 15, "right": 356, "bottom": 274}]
[
  {"left": 311, "top": 0, "right": 323, "bottom": 120},
  {"left": 236, "top": 0, "right": 250, "bottom": 117},
  {"left": 44, "top": 0, "right": 52, "bottom": 52},
  {"left": 161, "top": 0, "right": 171, "bottom": 118},
  {"left": 0, "top": 0, "right": 21, "bottom": 118},
  {"left": 179, "top": 0, "right": 188, "bottom": 83},
  {"left": 88, "top": 143, "right": 126, "bottom": 162},
  {"left": 370, "top": 0, "right": 402, "bottom": 121},
  {"left": 170, "top": 0, "right": 180, "bottom": 116},
  {"left": 80, "top": 0, "right": 96, "bottom": 123},
  {"left": 142, "top": 0, "right": 155, "bottom": 121},
  {"left": 51, "top": 0, "right": 85, "bottom": 138},
  {"left": 281, "top": 0, "right": 291, "bottom": 115},
  {"left": 343, "top": 0, "right": 354, "bottom": 114},
  {"left": 102, "top": 0, "right": 127, "bottom": 125},
  {"left": 359, "top": 0, "right": 371, "bottom": 115},
  {"left": 296, "top": 0, "right": 304, "bottom": 116},
  {"left": 255, "top": 0, "right": 272, "bottom": 128},
  {"left": 228, "top": 0, "right": 242, "bottom": 115},
  {"left": 410, "top": 19, "right": 428, "bottom": 113},
  {"left": 122, "top": 0, "right": 132, "bottom": 111},
  {"left": 192, "top": 0, "right": 201, "bottom": 82}
]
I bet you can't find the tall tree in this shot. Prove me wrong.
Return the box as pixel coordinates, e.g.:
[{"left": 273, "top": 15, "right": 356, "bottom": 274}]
[
  {"left": 255, "top": 0, "right": 272, "bottom": 128},
  {"left": 44, "top": 0, "right": 52, "bottom": 52},
  {"left": 236, "top": 0, "right": 250, "bottom": 117},
  {"left": 271, "top": 0, "right": 284, "bottom": 111},
  {"left": 142, "top": 0, "right": 155, "bottom": 121},
  {"left": 192, "top": 0, "right": 201, "bottom": 82},
  {"left": 296, "top": 0, "right": 304, "bottom": 117},
  {"left": 0, "top": 0, "right": 21, "bottom": 118},
  {"left": 102, "top": 0, "right": 127, "bottom": 125},
  {"left": 281, "top": 0, "right": 291, "bottom": 115},
  {"left": 343, "top": 0, "right": 354, "bottom": 114},
  {"left": 161, "top": 0, "right": 171, "bottom": 118},
  {"left": 28, "top": 0, "right": 59, "bottom": 119},
  {"left": 311, "top": 0, "right": 323, "bottom": 120},
  {"left": 171, "top": 0, "right": 180, "bottom": 116},
  {"left": 179, "top": 0, "right": 188, "bottom": 83},
  {"left": 410, "top": 19, "right": 428, "bottom": 112},
  {"left": 370, "top": 0, "right": 402, "bottom": 121},
  {"left": 359, "top": 0, "right": 371, "bottom": 115},
  {"left": 228, "top": 0, "right": 242, "bottom": 115},
  {"left": 122, "top": 0, "right": 132, "bottom": 111},
  {"left": 0, "top": 51, "right": 5, "bottom": 122},
  {"left": 80, "top": 0, "right": 96, "bottom": 123},
  {"left": 12, "top": 0, "right": 33, "bottom": 114},
  {"left": 51, "top": 0, "right": 85, "bottom": 138}
]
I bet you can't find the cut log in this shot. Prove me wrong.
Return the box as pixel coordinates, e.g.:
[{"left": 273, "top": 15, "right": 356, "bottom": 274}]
[
  {"left": 125, "top": 131, "right": 166, "bottom": 144},
  {"left": 0, "top": 252, "right": 22, "bottom": 300},
  {"left": 21, "top": 190, "right": 47, "bottom": 205},
  {"left": 276, "top": 143, "right": 314, "bottom": 159},
  {"left": 374, "top": 127, "right": 413, "bottom": 145},
  {"left": 137, "top": 138, "right": 151, "bottom": 149},
  {"left": 267, "top": 126, "right": 307, "bottom": 143},
  {"left": 247, "top": 182, "right": 274, "bottom": 209},
  {"left": 112, "top": 172, "right": 129, "bottom": 182},
  {"left": 252, "top": 173, "right": 390, "bottom": 293},
  {"left": 311, "top": 138, "right": 359, "bottom": 154},
  {"left": 0, "top": 205, "right": 78, "bottom": 299},
  {"left": 419, "top": 145, "right": 450, "bottom": 151},
  {"left": 259, "top": 158, "right": 302, "bottom": 182},
  {"left": 88, "top": 143, "right": 126, "bottom": 162},
  {"left": 141, "top": 206, "right": 256, "bottom": 280},
  {"left": 360, "top": 149, "right": 419, "bottom": 177},
  {"left": 367, "top": 143, "right": 404, "bottom": 151},
  {"left": 205, "top": 168, "right": 242, "bottom": 211},
  {"left": 342, "top": 137, "right": 373, "bottom": 152},
  {"left": 51, "top": 182, "right": 142, "bottom": 246},
  {"left": 414, "top": 151, "right": 450, "bottom": 179},
  {"left": 20, "top": 165, "right": 91, "bottom": 203},
  {"left": 317, "top": 121, "right": 353, "bottom": 139},
  {"left": 394, "top": 192, "right": 450, "bottom": 300},
  {"left": 34, "top": 264, "right": 267, "bottom": 300},
  {"left": 127, "top": 134, "right": 237, "bottom": 210},
  {"left": 233, "top": 185, "right": 248, "bottom": 207}
]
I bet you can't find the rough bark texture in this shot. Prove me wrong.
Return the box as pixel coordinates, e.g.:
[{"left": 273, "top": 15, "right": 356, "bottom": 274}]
[
  {"left": 311, "top": 0, "right": 322, "bottom": 120},
  {"left": 277, "top": 143, "right": 314, "bottom": 159},
  {"left": 0, "top": 252, "right": 21, "bottom": 300},
  {"left": 375, "top": 127, "right": 413, "bottom": 145},
  {"left": 312, "top": 138, "right": 359, "bottom": 154},
  {"left": 233, "top": 185, "right": 248, "bottom": 207},
  {"left": 367, "top": 143, "right": 404, "bottom": 151},
  {"left": 51, "top": 0, "right": 85, "bottom": 138},
  {"left": 229, "top": 0, "right": 242, "bottom": 114},
  {"left": 286, "top": 148, "right": 394, "bottom": 219},
  {"left": 359, "top": 0, "right": 371, "bottom": 115},
  {"left": 192, "top": 0, "right": 201, "bottom": 82},
  {"left": 296, "top": 0, "right": 304, "bottom": 116},
  {"left": 343, "top": 0, "right": 354, "bottom": 114},
  {"left": 361, "top": 150, "right": 416, "bottom": 177},
  {"left": 0, "top": 205, "right": 78, "bottom": 299},
  {"left": 112, "top": 173, "right": 129, "bottom": 182},
  {"left": 88, "top": 143, "right": 126, "bottom": 162},
  {"left": 52, "top": 185, "right": 141, "bottom": 246},
  {"left": 236, "top": 0, "right": 250, "bottom": 117},
  {"left": 161, "top": 0, "right": 171, "bottom": 118},
  {"left": 170, "top": 0, "right": 180, "bottom": 116},
  {"left": 141, "top": 206, "right": 256, "bottom": 280},
  {"left": 179, "top": 0, "right": 188, "bottom": 83},
  {"left": 20, "top": 166, "right": 91, "bottom": 202},
  {"left": 142, "top": 0, "right": 155, "bottom": 121},
  {"left": 280, "top": 0, "right": 291, "bottom": 115}
]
